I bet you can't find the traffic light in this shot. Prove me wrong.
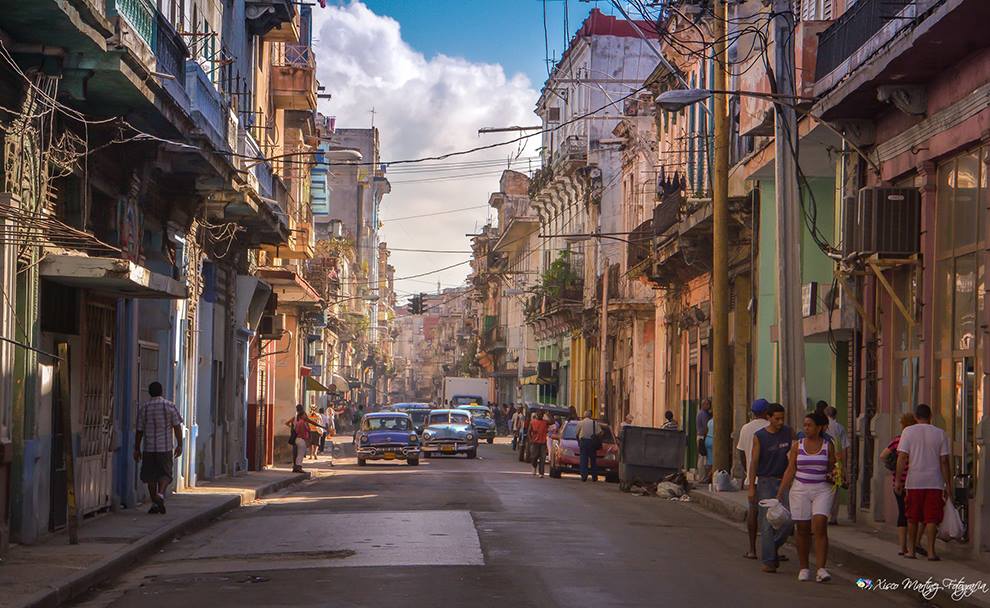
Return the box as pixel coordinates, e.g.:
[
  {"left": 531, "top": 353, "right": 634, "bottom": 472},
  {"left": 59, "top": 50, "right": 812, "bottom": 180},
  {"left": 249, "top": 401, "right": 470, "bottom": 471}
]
[{"left": 407, "top": 293, "right": 424, "bottom": 315}]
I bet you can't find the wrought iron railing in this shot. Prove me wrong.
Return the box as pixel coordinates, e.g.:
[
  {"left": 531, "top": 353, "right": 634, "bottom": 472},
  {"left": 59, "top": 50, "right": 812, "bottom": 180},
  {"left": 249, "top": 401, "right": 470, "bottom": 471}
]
[
  {"left": 271, "top": 43, "right": 315, "bottom": 69},
  {"left": 108, "top": 0, "right": 156, "bottom": 48},
  {"left": 155, "top": 12, "right": 187, "bottom": 81},
  {"left": 815, "top": 0, "right": 913, "bottom": 80}
]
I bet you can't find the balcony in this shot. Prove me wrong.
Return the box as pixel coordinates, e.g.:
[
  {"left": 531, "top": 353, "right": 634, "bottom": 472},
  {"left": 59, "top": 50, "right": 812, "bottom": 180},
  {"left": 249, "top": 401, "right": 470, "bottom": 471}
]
[
  {"left": 271, "top": 43, "right": 317, "bottom": 112},
  {"left": 264, "top": 8, "right": 300, "bottom": 43},
  {"left": 245, "top": 0, "right": 294, "bottom": 37},
  {"left": 814, "top": 0, "right": 913, "bottom": 83},
  {"left": 813, "top": 0, "right": 986, "bottom": 120},
  {"left": 739, "top": 18, "right": 829, "bottom": 137},
  {"left": 109, "top": 0, "right": 156, "bottom": 48},
  {"left": 184, "top": 59, "right": 230, "bottom": 152}
]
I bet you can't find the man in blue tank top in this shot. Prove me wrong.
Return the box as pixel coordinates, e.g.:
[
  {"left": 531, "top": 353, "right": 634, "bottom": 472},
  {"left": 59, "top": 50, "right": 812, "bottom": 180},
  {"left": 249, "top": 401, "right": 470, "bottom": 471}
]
[{"left": 747, "top": 403, "right": 794, "bottom": 572}]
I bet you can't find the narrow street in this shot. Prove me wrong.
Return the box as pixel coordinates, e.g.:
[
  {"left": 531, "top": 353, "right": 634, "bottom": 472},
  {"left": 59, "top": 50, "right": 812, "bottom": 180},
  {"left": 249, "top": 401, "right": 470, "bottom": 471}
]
[{"left": 72, "top": 440, "right": 915, "bottom": 608}]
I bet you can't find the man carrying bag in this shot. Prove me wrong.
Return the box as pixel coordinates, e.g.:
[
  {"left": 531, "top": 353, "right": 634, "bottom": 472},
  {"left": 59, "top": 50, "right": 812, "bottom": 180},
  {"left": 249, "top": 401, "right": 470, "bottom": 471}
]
[{"left": 577, "top": 410, "right": 602, "bottom": 482}]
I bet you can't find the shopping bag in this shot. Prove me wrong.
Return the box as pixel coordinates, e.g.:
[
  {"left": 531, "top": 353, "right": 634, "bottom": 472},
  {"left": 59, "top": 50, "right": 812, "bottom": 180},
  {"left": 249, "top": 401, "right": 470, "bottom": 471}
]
[
  {"left": 938, "top": 498, "right": 966, "bottom": 541},
  {"left": 760, "top": 498, "right": 792, "bottom": 530}
]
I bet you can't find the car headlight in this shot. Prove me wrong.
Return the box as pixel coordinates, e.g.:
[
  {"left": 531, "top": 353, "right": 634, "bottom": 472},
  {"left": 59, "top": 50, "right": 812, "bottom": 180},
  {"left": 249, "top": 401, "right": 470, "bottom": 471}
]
[
  {"left": 360, "top": 433, "right": 369, "bottom": 443},
  {"left": 423, "top": 431, "right": 433, "bottom": 440},
  {"left": 603, "top": 452, "right": 617, "bottom": 461},
  {"left": 562, "top": 448, "right": 576, "bottom": 457},
  {"left": 465, "top": 433, "right": 474, "bottom": 440}
]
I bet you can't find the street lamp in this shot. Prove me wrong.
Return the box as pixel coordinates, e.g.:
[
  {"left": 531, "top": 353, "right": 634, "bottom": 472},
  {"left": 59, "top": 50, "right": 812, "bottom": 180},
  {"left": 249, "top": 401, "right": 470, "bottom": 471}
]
[{"left": 654, "top": 88, "right": 813, "bottom": 112}]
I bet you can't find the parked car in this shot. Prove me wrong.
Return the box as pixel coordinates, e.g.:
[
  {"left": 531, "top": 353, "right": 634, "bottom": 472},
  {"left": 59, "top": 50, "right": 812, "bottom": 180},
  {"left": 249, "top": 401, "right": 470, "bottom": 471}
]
[
  {"left": 390, "top": 402, "right": 433, "bottom": 434},
  {"left": 460, "top": 405, "right": 496, "bottom": 443},
  {"left": 355, "top": 412, "right": 421, "bottom": 466},
  {"left": 549, "top": 419, "right": 619, "bottom": 482},
  {"left": 421, "top": 409, "right": 479, "bottom": 458}
]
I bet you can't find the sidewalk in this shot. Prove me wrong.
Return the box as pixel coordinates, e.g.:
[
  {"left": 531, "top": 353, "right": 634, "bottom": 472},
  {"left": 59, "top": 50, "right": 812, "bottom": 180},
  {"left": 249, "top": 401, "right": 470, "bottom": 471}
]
[
  {"left": 689, "top": 486, "right": 990, "bottom": 608},
  {"left": 1, "top": 467, "right": 312, "bottom": 608}
]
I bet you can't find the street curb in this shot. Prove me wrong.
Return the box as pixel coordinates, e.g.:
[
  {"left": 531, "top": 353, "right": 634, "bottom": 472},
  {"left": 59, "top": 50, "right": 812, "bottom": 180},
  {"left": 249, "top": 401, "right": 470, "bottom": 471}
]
[
  {"left": 687, "top": 489, "right": 985, "bottom": 608},
  {"left": 14, "top": 472, "right": 309, "bottom": 608}
]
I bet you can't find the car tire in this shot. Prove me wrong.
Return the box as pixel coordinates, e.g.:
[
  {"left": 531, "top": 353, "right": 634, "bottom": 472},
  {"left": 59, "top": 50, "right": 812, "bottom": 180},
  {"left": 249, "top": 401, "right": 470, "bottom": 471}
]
[
  {"left": 549, "top": 467, "right": 561, "bottom": 479},
  {"left": 487, "top": 437, "right": 494, "bottom": 444},
  {"left": 407, "top": 457, "right": 419, "bottom": 466},
  {"left": 357, "top": 458, "right": 367, "bottom": 467},
  {"left": 467, "top": 448, "right": 477, "bottom": 459}
]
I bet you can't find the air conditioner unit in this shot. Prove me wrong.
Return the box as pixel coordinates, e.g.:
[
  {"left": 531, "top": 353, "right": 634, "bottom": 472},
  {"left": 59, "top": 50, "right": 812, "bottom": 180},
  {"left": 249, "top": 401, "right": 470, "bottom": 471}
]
[
  {"left": 258, "top": 313, "right": 286, "bottom": 339},
  {"left": 843, "top": 187, "right": 920, "bottom": 260}
]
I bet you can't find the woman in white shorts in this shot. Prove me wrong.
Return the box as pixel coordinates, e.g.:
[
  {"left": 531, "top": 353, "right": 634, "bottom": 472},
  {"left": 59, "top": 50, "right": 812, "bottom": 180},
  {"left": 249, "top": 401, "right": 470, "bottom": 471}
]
[{"left": 777, "top": 411, "right": 835, "bottom": 583}]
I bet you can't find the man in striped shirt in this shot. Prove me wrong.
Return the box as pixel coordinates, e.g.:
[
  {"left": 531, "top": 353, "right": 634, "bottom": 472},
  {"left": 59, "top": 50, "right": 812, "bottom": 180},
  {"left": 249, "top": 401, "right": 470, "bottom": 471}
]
[{"left": 134, "top": 382, "right": 183, "bottom": 514}]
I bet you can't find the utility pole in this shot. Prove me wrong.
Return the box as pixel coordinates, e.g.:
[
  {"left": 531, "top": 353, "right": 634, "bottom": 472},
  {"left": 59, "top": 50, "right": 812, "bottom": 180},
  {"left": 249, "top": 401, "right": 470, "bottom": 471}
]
[
  {"left": 711, "top": 0, "right": 731, "bottom": 473},
  {"left": 771, "top": 0, "right": 807, "bottom": 422}
]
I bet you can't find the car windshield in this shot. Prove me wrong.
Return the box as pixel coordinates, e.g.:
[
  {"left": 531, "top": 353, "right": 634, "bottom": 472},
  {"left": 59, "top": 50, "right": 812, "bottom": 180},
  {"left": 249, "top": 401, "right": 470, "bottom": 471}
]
[
  {"left": 451, "top": 396, "right": 482, "bottom": 406},
  {"left": 561, "top": 421, "right": 614, "bottom": 442},
  {"left": 429, "top": 412, "right": 470, "bottom": 425},
  {"left": 465, "top": 407, "right": 491, "bottom": 419},
  {"left": 362, "top": 417, "right": 411, "bottom": 431}
]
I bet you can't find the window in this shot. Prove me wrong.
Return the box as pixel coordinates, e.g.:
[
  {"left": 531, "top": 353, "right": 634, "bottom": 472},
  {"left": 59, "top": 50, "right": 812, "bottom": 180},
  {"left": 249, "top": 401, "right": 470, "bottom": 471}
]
[
  {"left": 548, "top": 107, "right": 561, "bottom": 122},
  {"left": 933, "top": 146, "right": 987, "bottom": 482}
]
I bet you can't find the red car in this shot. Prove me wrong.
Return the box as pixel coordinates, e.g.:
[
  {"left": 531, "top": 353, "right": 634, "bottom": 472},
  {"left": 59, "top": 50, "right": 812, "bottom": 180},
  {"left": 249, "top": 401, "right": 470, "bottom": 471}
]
[{"left": 548, "top": 420, "right": 619, "bottom": 482}]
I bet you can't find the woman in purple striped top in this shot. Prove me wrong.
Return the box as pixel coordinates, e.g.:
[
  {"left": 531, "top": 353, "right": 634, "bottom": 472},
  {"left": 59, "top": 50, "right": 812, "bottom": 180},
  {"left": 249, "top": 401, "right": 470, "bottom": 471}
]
[{"left": 777, "top": 411, "right": 836, "bottom": 583}]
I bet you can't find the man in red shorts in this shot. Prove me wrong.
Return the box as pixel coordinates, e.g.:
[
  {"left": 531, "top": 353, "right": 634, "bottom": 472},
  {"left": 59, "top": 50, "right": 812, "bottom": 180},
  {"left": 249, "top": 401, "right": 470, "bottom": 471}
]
[{"left": 895, "top": 403, "right": 951, "bottom": 561}]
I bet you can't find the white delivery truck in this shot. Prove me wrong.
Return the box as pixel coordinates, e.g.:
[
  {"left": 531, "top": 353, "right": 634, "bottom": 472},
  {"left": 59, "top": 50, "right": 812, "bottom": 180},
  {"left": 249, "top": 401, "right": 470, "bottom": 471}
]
[{"left": 443, "top": 377, "right": 493, "bottom": 407}]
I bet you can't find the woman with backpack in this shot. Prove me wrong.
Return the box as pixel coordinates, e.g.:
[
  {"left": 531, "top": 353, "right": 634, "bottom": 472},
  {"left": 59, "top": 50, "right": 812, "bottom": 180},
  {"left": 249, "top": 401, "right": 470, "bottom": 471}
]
[{"left": 879, "top": 412, "right": 918, "bottom": 555}]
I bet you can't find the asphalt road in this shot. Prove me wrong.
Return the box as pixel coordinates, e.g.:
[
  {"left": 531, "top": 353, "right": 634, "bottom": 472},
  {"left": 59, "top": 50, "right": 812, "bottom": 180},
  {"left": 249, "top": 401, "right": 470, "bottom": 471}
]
[{"left": 72, "top": 439, "right": 921, "bottom": 608}]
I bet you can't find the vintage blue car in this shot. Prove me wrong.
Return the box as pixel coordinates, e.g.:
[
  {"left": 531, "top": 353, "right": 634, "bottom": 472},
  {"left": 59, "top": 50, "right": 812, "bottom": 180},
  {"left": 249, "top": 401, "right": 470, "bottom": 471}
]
[
  {"left": 390, "top": 402, "right": 433, "bottom": 435},
  {"left": 356, "top": 412, "right": 421, "bottom": 466},
  {"left": 421, "top": 409, "right": 479, "bottom": 459},
  {"left": 460, "top": 405, "right": 496, "bottom": 444}
]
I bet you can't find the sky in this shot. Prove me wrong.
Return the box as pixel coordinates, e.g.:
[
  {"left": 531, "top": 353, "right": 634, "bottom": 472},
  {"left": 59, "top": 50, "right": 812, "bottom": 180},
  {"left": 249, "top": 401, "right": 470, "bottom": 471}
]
[{"left": 310, "top": 1, "right": 621, "bottom": 302}]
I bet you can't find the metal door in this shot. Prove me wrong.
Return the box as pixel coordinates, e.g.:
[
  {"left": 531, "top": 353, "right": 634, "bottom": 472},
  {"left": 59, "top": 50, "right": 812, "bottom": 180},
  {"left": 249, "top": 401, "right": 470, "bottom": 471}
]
[
  {"left": 136, "top": 343, "right": 159, "bottom": 493},
  {"left": 77, "top": 304, "right": 115, "bottom": 515},
  {"left": 49, "top": 342, "right": 69, "bottom": 530}
]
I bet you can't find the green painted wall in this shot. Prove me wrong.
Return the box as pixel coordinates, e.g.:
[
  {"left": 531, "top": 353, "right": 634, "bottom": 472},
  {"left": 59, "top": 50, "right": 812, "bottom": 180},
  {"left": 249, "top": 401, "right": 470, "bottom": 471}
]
[{"left": 754, "top": 178, "right": 840, "bottom": 409}]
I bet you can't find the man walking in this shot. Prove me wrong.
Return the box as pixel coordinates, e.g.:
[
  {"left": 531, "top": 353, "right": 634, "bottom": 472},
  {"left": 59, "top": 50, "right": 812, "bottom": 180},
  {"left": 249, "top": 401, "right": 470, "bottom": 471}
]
[
  {"left": 133, "top": 382, "right": 183, "bottom": 515},
  {"left": 824, "top": 404, "right": 849, "bottom": 523},
  {"left": 737, "top": 398, "right": 770, "bottom": 560},
  {"left": 324, "top": 407, "right": 337, "bottom": 467},
  {"left": 696, "top": 398, "right": 713, "bottom": 482},
  {"left": 511, "top": 406, "right": 524, "bottom": 451},
  {"left": 748, "top": 403, "right": 793, "bottom": 572},
  {"left": 529, "top": 410, "right": 550, "bottom": 477},
  {"left": 896, "top": 403, "right": 951, "bottom": 561},
  {"left": 576, "top": 410, "right": 601, "bottom": 482}
]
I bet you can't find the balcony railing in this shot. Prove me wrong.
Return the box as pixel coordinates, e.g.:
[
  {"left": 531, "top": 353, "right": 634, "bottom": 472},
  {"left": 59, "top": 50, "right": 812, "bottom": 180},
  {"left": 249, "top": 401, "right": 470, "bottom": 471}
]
[
  {"left": 272, "top": 43, "right": 315, "bottom": 69},
  {"left": 108, "top": 0, "right": 156, "bottom": 48},
  {"left": 815, "top": 0, "right": 913, "bottom": 80},
  {"left": 155, "top": 12, "right": 187, "bottom": 82}
]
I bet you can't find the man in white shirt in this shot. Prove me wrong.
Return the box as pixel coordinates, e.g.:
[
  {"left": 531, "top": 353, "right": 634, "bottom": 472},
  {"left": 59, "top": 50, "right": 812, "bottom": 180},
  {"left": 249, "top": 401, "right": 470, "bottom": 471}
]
[
  {"left": 896, "top": 403, "right": 951, "bottom": 561},
  {"left": 736, "top": 398, "right": 770, "bottom": 560}
]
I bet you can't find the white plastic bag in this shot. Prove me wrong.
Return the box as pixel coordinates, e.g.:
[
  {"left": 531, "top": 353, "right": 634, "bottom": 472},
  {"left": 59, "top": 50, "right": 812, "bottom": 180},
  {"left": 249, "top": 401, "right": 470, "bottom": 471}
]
[
  {"left": 760, "top": 498, "right": 792, "bottom": 530},
  {"left": 713, "top": 470, "right": 737, "bottom": 492},
  {"left": 938, "top": 498, "right": 966, "bottom": 541}
]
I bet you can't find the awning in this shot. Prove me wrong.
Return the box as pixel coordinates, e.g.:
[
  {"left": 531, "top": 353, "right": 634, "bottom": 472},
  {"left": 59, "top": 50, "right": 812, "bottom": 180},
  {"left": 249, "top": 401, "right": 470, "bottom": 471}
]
[
  {"left": 521, "top": 374, "right": 556, "bottom": 386},
  {"left": 306, "top": 376, "right": 332, "bottom": 392},
  {"left": 330, "top": 374, "right": 349, "bottom": 392},
  {"left": 234, "top": 275, "right": 273, "bottom": 332},
  {"left": 40, "top": 255, "right": 186, "bottom": 299}
]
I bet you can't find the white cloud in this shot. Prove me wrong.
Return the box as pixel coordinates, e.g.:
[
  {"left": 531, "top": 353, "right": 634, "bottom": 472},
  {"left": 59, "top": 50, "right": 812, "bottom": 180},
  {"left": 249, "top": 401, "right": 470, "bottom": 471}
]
[{"left": 312, "top": 2, "right": 539, "bottom": 298}]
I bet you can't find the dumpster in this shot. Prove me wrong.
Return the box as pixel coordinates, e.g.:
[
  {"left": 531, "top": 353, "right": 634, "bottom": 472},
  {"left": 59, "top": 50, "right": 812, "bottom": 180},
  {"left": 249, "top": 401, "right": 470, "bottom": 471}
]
[{"left": 618, "top": 425, "right": 686, "bottom": 492}]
